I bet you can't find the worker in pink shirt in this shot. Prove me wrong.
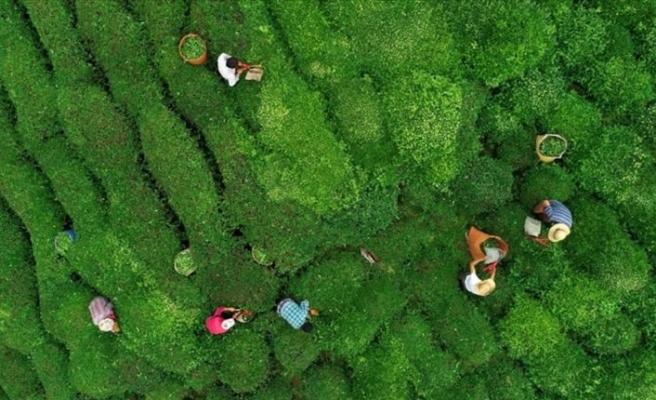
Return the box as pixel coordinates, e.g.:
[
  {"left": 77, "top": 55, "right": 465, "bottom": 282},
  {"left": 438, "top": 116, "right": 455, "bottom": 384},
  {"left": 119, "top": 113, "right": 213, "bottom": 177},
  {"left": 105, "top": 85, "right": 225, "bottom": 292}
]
[
  {"left": 89, "top": 296, "right": 120, "bottom": 333},
  {"left": 205, "top": 306, "right": 251, "bottom": 335}
]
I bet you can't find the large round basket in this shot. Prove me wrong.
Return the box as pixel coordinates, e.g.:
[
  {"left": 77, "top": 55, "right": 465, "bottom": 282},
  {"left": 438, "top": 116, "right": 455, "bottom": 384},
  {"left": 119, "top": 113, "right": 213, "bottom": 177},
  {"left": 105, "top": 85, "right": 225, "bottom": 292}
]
[
  {"left": 174, "top": 249, "right": 197, "bottom": 276},
  {"left": 178, "top": 33, "right": 208, "bottom": 66},
  {"left": 536, "top": 134, "right": 567, "bottom": 163}
]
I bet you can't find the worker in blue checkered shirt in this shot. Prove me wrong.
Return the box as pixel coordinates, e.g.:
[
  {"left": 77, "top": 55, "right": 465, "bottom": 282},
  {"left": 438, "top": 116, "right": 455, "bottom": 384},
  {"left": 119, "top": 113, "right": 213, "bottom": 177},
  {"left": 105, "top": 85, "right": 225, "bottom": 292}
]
[{"left": 276, "top": 298, "right": 317, "bottom": 333}]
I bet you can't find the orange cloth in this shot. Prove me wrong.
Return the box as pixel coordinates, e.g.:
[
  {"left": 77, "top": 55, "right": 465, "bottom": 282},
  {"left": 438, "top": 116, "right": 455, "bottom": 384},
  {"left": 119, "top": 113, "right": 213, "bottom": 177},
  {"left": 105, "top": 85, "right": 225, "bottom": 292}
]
[{"left": 466, "top": 226, "right": 509, "bottom": 265}]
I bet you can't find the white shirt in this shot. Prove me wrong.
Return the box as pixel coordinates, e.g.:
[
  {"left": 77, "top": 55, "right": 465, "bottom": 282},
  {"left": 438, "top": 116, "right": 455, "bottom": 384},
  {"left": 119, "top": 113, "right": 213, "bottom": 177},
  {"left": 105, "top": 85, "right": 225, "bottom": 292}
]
[
  {"left": 217, "top": 53, "right": 239, "bottom": 87},
  {"left": 464, "top": 272, "right": 483, "bottom": 294}
]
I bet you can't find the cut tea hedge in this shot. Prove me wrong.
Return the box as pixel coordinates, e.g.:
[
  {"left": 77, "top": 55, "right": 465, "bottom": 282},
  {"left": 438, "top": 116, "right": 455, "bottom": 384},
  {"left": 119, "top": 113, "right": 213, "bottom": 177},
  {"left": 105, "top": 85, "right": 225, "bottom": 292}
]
[{"left": 0, "top": 0, "right": 655, "bottom": 399}]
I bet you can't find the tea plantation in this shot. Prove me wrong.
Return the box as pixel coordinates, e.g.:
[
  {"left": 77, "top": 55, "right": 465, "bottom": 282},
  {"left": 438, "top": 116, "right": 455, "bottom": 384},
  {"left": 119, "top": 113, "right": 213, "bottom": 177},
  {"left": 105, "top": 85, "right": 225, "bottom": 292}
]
[{"left": 1, "top": 0, "right": 656, "bottom": 399}]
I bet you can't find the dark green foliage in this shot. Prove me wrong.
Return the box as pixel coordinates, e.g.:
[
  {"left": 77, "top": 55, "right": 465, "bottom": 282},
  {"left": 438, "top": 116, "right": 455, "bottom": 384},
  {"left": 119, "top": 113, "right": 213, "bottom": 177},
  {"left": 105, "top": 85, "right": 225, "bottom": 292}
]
[
  {"left": 451, "top": 156, "right": 514, "bottom": 216},
  {"left": 299, "top": 365, "right": 352, "bottom": 400},
  {"left": 214, "top": 326, "right": 270, "bottom": 393},
  {"left": 518, "top": 164, "right": 575, "bottom": 208},
  {"left": 0, "top": 346, "right": 44, "bottom": 400}
]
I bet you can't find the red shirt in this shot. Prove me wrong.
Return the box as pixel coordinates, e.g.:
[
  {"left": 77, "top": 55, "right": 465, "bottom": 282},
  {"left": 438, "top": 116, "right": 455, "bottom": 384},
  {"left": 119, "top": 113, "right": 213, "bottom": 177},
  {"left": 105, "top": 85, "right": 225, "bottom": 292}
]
[{"left": 206, "top": 307, "right": 230, "bottom": 335}]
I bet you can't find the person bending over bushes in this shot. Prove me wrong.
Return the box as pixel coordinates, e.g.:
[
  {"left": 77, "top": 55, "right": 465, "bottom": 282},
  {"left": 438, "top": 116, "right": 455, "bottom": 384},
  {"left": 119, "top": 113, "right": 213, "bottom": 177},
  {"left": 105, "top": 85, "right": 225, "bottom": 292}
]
[
  {"left": 461, "top": 226, "right": 508, "bottom": 297},
  {"left": 533, "top": 199, "right": 573, "bottom": 242},
  {"left": 217, "top": 53, "right": 263, "bottom": 86},
  {"left": 89, "top": 296, "right": 120, "bottom": 333},
  {"left": 276, "top": 298, "right": 318, "bottom": 333},
  {"left": 205, "top": 306, "right": 252, "bottom": 335}
]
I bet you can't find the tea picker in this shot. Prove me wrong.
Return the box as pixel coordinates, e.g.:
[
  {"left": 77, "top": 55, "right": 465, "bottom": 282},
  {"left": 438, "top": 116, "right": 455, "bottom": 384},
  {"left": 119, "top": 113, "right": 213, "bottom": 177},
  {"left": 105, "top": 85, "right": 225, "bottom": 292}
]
[
  {"left": 206, "top": 306, "right": 253, "bottom": 335},
  {"left": 528, "top": 199, "right": 573, "bottom": 245},
  {"left": 461, "top": 226, "right": 509, "bottom": 297},
  {"left": 89, "top": 296, "right": 120, "bottom": 333},
  {"left": 217, "top": 53, "right": 264, "bottom": 87},
  {"left": 276, "top": 298, "right": 318, "bottom": 333}
]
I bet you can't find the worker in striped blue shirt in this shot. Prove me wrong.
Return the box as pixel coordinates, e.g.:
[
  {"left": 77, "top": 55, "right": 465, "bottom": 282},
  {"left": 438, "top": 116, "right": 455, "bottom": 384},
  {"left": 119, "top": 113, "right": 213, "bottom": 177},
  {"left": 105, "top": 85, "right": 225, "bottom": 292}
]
[
  {"left": 276, "top": 298, "right": 317, "bottom": 333},
  {"left": 533, "top": 199, "right": 573, "bottom": 242}
]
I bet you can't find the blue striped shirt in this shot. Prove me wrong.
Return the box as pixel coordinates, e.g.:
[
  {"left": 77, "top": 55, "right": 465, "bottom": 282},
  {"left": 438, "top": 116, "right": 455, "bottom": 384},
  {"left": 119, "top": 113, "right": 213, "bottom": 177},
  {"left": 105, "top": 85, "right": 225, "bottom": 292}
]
[
  {"left": 545, "top": 200, "right": 573, "bottom": 228},
  {"left": 277, "top": 299, "right": 309, "bottom": 329}
]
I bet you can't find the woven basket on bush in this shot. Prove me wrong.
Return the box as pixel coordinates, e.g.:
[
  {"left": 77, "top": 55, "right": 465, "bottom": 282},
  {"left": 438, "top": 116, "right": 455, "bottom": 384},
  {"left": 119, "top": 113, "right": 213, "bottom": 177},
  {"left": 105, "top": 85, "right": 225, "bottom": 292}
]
[
  {"left": 178, "top": 33, "right": 208, "bottom": 66},
  {"left": 535, "top": 134, "right": 567, "bottom": 163}
]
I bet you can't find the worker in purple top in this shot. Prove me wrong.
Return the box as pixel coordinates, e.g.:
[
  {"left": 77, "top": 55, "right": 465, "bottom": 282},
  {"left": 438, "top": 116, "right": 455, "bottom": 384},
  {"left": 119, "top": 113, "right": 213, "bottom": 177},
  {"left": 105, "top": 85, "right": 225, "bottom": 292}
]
[{"left": 533, "top": 199, "right": 573, "bottom": 242}]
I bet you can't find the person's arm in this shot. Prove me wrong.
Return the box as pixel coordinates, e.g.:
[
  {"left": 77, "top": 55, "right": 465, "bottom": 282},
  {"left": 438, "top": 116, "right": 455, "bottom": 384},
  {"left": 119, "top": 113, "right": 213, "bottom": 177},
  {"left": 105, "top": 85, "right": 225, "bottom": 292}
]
[
  {"left": 468, "top": 260, "right": 477, "bottom": 275},
  {"left": 533, "top": 200, "right": 550, "bottom": 214},
  {"left": 236, "top": 62, "right": 251, "bottom": 75}
]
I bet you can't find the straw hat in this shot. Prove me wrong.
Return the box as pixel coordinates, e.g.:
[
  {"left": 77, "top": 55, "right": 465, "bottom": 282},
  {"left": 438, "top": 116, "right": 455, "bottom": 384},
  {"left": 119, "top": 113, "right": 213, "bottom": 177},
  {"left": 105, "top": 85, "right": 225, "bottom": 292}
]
[
  {"left": 548, "top": 223, "right": 571, "bottom": 242},
  {"left": 476, "top": 280, "right": 496, "bottom": 296},
  {"left": 98, "top": 318, "right": 115, "bottom": 332}
]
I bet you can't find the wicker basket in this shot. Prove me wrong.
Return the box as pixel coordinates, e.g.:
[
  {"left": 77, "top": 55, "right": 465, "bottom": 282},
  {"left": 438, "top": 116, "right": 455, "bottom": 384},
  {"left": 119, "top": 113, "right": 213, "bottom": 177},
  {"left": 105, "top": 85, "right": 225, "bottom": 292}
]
[{"left": 536, "top": 134, "right": 567, "bottom": 162}]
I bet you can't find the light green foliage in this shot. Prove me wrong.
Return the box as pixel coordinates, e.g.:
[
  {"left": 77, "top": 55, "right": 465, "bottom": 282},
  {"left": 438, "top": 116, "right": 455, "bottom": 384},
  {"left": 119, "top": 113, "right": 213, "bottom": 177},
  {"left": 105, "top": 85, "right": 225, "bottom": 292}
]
[
  {"left": 586, "top": 56, "right": 654, "bottom": 117},
  {"left": 386, "top": 73, "right": 463, "bottom": 189},
  {"left": 448, "top": 0, "right": 556, "bottom": 86},
  {"left": 323, "top": 0, "right": 458, "bottom": 78},
  {"left": 566, "top": 199, "right": 650, "bottom": 296},
  {"left": 300, "top": 366, "right": 352, "bottom": 400},
  {"left": 555, "top": 7, "right": 609, "bottom": 70},
  {"left": 256, "top": 77, "right": 358, "bottom": 214},
  {"left": 577, "top": 126, "right": 653, "bottom": 204},
  {"left": 500, "top": 295, "right": 566, "bottom": 360}
]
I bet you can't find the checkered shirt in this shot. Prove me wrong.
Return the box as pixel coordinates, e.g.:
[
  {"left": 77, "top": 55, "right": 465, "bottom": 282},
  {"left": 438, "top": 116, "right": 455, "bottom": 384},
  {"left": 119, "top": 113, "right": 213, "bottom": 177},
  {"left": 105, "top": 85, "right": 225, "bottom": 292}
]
[{"left": 277, "top": 298, "right": 309, "bottom": 329}]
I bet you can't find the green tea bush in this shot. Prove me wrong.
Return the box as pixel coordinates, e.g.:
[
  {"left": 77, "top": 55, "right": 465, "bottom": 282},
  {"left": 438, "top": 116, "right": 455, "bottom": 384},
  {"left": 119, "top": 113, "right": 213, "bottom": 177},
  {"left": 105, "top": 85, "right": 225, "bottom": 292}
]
[
  {"left": 21, "top": 0, "right": 94, "bottom": 84},
  {"left": 329, "top": 274, "right": 406, "bottom": 359},
  {"left": 545, "top": 271, "right": 640, "bottom": 355},
  {"left": 479, "top": 355, "right": 537, "bottom": 400},
  {"left": 576, "top": 125, "right": 653, "bottom": 205},
  {"left": 584, "top": 56, "right": 654, "bottom": 118},
  {"left": 518, "top": 164, "right": 575, "bottom": 209},
  {"left": 554, "top": 6, "right": 609, "bottom": 71},
  {"left": 605, "top": 350, "right": 656, "bottom": 399},
  {"left": 500, "top": 295, "right": 566, "bottom": 360},
  {"left": 351, "top": 340, "right": 412, "bottom": 400},
  {"left": 291, "top": 252, "right": 367, "bottom": 313},
  {"left": 0, "top": 206, "right": 43, "bottom": 353},
  {"left": 429, "top": 296, "right": 499, "bottom": 370},
  {"left": 446, "top": 0, "right": 555, "bottom": 86},
  {"left": 322, "top": 0, "right": 459, "bottom": 79},
  {"left": 299, "top": 365, "right": 351, "bottom": 400},
  {"left": 527, "top": 340, "right": 597, "bottom": 398},
  {"left": 271, "top": 322, "right": 322, "bottom": 377},
  {"left": 564, "top": 198, "right": 650, "bottom": 296},
  {"left": 451, "top": 156, "right": 514, "bottom": 217},
  {"left": 269, "top": 0, "right": 353, "bottom": 85},
  {"left": 214, "top": 326, "right": 270, "bottom": 393},
  {"left": 0, "top": 346, "right": 44, "bottom": 399},
  {"left": 385, "top": 73, "right": 463, "bottom": 190},
  {"left": 30, "top": 341, "right": 76, "bottom": 400},
  {"left": 77, "top": 0, "right": 227, "bottom": 265},
  {"left": 394, "top": 313, "right": 459, "bottom": 397},
  {"left": 507, "top": 67, "right": 568, "bottom": 123},
  {"left": 246, "top": 377, "right": 292, "bottom": 400},
  {"left": 57, "top": 85, "right": 180, "bottom": 270}
]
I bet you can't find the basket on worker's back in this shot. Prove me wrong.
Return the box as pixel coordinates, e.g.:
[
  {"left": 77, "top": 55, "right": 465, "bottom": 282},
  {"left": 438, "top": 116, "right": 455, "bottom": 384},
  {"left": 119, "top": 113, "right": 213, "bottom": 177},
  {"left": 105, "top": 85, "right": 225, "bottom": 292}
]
[
  {"left": 466, "top": 226, "right": 509, "bottom": 264},
  {"left": 536, "top": 134, "right": 567, "bottom": 163}
]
